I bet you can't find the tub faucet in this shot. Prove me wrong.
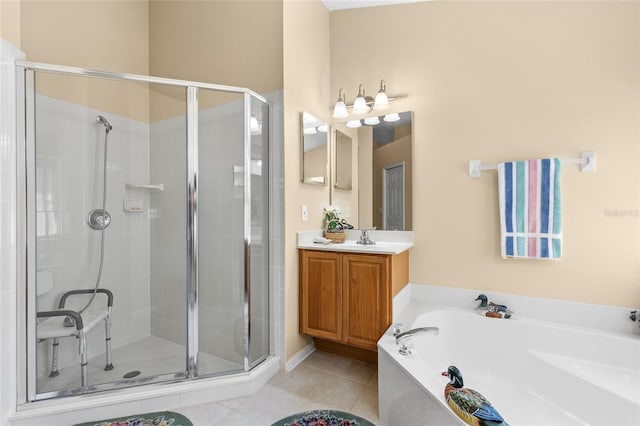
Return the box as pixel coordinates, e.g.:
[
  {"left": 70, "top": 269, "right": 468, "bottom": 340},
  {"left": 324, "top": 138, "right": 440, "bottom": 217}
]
[
  {"left": 395, "top": 327, "right": 439, "bottom": 355},
  {"left": 357, "top": 229, "right": 376, "bottom": 245}
]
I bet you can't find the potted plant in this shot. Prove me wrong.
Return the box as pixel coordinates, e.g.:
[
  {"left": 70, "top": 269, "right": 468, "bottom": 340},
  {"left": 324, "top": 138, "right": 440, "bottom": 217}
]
[{"left": 324, "top": 206, "right": 346, "bottom": 243}]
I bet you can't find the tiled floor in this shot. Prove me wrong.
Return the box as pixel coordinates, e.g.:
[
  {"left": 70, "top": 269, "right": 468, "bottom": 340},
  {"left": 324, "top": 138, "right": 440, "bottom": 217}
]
[{"left": 177, "top": 350, "right": 380, "bottom": 426}]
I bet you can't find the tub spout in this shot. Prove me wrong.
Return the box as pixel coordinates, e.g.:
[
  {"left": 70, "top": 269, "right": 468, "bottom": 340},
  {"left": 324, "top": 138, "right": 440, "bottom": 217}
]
[
  {"left": 395, "top": 327, "right": 439, "bottom": 356},
  {"left": 395, "top": 327, "right": 439, "bottom": 343}
]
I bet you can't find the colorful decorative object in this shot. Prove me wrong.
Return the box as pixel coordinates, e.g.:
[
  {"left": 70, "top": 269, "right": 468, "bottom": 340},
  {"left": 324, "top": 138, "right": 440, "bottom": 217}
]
[
  {"left": 475, "top": 294, "right": 488, "bottom": 312},
  {"left": 323, "top": 206, "right": 352, "bottom": 243},
  {"left": 271, "top": 409, "right": 375, "bottom": 426},
  {"left": 442, "top": 366, "right": 509, "bottom": 426},
  {"left": 475, "top": 294, "right": 513, "bottom": 319},
  {"left": 73, "top": 411, "right": 193, "bottom": 426}
]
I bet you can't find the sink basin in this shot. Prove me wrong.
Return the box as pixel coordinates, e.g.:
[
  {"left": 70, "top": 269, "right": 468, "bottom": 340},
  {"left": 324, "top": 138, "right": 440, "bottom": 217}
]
[{"left": 320, "top": 239, "right": 412, "bottom": 254}]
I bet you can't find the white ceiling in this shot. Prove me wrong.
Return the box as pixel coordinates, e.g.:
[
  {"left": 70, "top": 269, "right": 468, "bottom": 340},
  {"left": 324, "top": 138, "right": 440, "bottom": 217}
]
[{"left": 321, "top": 0, "right": 429, "bottom": 12}]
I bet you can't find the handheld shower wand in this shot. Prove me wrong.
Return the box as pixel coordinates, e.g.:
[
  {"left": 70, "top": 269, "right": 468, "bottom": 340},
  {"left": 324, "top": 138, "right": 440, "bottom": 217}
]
[{"left": 96, "top": 115, "right": 112, "bottom": 133}]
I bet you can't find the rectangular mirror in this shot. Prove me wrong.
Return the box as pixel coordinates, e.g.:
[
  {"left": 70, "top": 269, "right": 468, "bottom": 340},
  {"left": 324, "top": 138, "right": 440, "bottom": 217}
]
[
  {"left": 331, "top": 111, "right": 413, "bottom": 230},
  {"left": 300, "top": 112, "right": 328, "bottom": 185},
  {"left": 334, "top": 129, "right": 352, "bottom": 190}
]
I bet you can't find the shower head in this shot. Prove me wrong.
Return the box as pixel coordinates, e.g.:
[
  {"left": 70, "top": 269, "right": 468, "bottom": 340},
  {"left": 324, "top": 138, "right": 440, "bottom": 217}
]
[{"left": 96, "top": 115, "right": 112, "bottom": 132}]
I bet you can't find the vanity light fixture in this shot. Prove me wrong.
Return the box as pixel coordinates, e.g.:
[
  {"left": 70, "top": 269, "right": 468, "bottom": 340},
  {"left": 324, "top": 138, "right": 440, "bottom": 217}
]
[
  {"left": 346, "top": 120, "right": 362, "bottom": 128},
  {"left": 364, "top": 116, "right": 380, "bottom": 126},
  {"left": 303, "top": 126, "right": 317, "bottom": 135},
  {"left": 383, "top": 112, "right": 400, "bottom": 122},
  {"left": 332, "top": 89, "right": 349, "bottom": 119},
  {"left": 332, "top": 80, "right": 402, "bottom": 118},
  {"left": 317, "top": 123, "right": 328, "bottom": 133}
]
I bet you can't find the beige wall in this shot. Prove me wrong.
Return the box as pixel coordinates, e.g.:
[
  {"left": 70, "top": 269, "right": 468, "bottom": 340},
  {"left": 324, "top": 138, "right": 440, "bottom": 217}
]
[
  {"left": 1, "top": 0, "right": 21, "bottom": 47},
  {"left": 283, "top": 0, "right": 331, "bottom": 360},
  {"left": 148, "top": 0, "right": 282, "bottom": 121},
  {"left": 17, "top": 1, "right": 284, "bottom": 123},
  {"left": 149, "top": 0, "right": 283, "bottom": 95},
  {"left": 20, "top": 0, "right": 150, "bottom": 122},
  {"left": 331, "top": 1, "right": 640, "bottom": 308}
]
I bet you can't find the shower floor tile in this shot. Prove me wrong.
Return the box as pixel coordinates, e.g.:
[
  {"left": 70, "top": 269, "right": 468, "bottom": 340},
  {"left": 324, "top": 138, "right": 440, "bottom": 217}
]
[{"left": 37, "top": 335, "right": 242, "bottom": 394}]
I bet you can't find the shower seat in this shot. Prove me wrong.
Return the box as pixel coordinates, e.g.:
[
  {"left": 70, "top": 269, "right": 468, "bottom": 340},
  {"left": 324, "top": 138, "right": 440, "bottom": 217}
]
[{"left": 37, "top": 288, "right": 114, "bottom": 387}]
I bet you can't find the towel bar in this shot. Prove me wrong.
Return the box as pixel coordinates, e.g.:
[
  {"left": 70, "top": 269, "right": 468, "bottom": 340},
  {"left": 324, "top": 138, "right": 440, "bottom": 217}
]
[{"left": 469, "top": 151, "right": 596, "bottom": 177}]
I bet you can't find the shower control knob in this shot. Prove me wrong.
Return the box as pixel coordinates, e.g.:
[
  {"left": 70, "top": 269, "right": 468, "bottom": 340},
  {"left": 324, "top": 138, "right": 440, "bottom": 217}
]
[{"left": 88, "top": 209, "right": 111, "bottom": 230}]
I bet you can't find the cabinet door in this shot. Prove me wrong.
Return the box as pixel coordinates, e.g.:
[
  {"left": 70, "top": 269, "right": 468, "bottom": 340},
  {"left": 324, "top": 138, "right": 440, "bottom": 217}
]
[
  {"left": 342, "top": 254, "right": 390, "bottom": 350},
  {"left": 299, "top": 250, "right": 342, "bottom": 341}
]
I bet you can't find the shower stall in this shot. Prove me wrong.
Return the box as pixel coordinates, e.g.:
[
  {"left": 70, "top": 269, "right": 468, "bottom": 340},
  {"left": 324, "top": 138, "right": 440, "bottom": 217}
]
[{"left": 16, "top": 62, "right": 272, "bottom": 401}]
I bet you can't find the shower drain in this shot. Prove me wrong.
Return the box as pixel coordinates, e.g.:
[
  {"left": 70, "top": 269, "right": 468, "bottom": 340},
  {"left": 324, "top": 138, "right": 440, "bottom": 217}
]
[{"left": 123, "top": 370, "right": 141, "bottom": 379}]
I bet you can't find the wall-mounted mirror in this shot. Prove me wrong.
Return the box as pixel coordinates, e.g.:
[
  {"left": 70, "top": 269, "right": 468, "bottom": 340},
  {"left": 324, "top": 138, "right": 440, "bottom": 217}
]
[
  {"left": 331, "top": 111, "right": 413, "bottom": 230},
  {"left": 300, "top": 112, "right": 328, "bottom": 185},
  {"left": 334, "top": 130, "right": 352, "bottom": 190}
]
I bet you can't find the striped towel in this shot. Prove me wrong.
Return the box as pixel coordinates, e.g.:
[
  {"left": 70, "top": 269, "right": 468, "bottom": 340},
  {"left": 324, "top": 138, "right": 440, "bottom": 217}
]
[{"left": 497, "top": 158, "right": 562, "bottom": 259}]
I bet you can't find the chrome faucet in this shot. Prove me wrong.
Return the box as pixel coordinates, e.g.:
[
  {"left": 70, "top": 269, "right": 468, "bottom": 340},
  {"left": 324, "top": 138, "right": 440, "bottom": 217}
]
[
  {"left": 395, "top": 326, "right": 440, "bottom": 343},
  {"left": 395, "top": 326, "right": 439, "bottom": 355},
  {"left": 356, "top": 229, "right": 376, "bottom": 245}
]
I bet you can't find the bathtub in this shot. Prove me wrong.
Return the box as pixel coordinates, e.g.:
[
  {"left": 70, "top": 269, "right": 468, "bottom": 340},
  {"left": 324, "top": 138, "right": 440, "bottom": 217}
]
[{"left": 378, "top": 305, "right": 640, "bottom": 426}]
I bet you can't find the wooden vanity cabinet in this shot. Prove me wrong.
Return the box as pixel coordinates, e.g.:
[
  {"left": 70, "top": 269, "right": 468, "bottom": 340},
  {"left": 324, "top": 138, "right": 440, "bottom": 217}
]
[{"left": 299, "top": 249, "right": 408, "bottom": 352}]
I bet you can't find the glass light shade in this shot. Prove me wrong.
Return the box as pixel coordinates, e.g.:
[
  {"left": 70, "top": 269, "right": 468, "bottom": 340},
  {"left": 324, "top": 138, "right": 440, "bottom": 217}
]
[
  {"left": 352, "top": 84, "right": 369, "bottom": 114},
  {"left": 332, "top": 101, "right": 349, "bottom": 118},
  {"left": 317, "top": 124, "right": 328, "bottom": 132},
  {"left": 352, "top": 96, "right": 369, "bottom": 114},
  {"left": 364, "top": 116, "right": 380, "bottom": 125},
  {"left": 373, "top": 92, "right": 389, "bottom": 111},
  {"left": 346, "top": 120, "right": 362, "bottom": 128},
  {"left": 383, "top": 113, "right": 400, "bottom": 122},
  {"left": 303, "top": 126, "right": 317, "bottom": 135},
  {"left": 373, "top": 80, "right": 390, "bottom": 111}
]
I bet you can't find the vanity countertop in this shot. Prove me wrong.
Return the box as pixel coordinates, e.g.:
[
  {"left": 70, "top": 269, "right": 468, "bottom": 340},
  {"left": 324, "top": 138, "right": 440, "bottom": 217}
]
[{"left": 297, "top": 230, "right": 413, "bottom": 255}]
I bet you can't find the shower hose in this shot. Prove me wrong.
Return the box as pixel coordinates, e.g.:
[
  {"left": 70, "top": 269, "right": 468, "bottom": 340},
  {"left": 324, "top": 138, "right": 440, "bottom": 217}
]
[{"left": 64, "top": 118, "right": 110, "bottom": 326}]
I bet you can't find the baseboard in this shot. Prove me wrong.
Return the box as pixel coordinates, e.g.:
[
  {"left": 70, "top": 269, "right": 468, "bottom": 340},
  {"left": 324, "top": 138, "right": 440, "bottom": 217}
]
[{"left": 284, "top": 342, "right": 315, "bottom": 372}]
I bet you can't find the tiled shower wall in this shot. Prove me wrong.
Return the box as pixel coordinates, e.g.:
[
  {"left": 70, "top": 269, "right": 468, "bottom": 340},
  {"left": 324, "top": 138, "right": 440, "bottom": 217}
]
[
  {"left": 0, "top": 38, "right": 24, "bottom": 426},
  {"left": 34, "top": 94, "right": 152, "bottom": 378}
]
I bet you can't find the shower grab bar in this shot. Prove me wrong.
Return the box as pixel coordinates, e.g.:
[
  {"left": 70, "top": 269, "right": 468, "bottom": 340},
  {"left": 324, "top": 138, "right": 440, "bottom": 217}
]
[{"left": 469, "top": 151, "right": 596, "bottom": 177}]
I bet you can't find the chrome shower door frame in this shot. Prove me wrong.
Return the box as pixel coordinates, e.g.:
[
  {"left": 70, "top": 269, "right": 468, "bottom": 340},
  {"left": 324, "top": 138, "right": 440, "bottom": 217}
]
[{"left": 15, "top": 61, "right": 271, "bottom": 402}]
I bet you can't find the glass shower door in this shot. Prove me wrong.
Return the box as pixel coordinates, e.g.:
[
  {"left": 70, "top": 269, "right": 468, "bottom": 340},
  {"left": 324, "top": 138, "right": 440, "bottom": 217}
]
[
  {"left": 196, "top": 90, "right": 246, "bottom": 375},
  {"left": 195, "top": 91, "right": 270, "bottom": 375},
  {"left": 28, "top": 71, "right": 189, "bottom": 398},
  {"left": 20, "top": 62, "right": 272, "bottom": 401},
  {"left": 248, "top": 95, "right": 270, "bottom": 367}
]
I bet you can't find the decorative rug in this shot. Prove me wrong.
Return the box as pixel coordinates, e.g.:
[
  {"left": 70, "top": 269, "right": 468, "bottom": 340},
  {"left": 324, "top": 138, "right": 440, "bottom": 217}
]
[
  {"left": 73, "top": 410, "right": 193, "bottom": 426},
  {"left": 271, "top": 409, "right": 376, "bottom": 426}
]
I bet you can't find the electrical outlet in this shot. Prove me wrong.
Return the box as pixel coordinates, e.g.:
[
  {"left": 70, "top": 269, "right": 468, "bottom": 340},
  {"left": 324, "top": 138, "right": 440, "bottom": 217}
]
[{"left": 301, "top": 205, "right": 308, "bottom": 221}]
